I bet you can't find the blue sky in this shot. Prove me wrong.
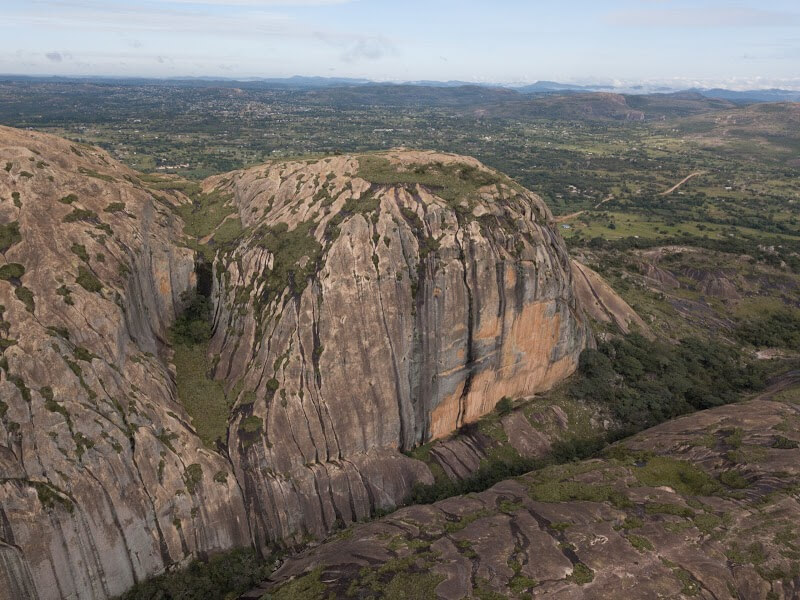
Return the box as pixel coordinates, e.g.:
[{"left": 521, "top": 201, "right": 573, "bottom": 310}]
[{"left": 2, "top": 0, "right": 799, "bottom": 88}]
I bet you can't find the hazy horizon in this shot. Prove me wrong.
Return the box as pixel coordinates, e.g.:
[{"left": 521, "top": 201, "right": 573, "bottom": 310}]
[{"left": 3, "top": 0, "right": 800, "bottom": 90}]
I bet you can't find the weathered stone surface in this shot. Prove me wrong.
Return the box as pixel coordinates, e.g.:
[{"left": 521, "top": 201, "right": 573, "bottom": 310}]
[
  {"left": 207, "top": 150, "right": 591, "bottom": 545},
  {"left": 1, "top": 132, "right": 600, "bottom": 598},
  {"left": 261, "top": 379, "right": 800, "bottom": 599},
  {"left": 0, "top": 127, "right": 249, "bottom": 600},
  {"left": 571, "top": 259, "right": 650, "bottom": 336}
]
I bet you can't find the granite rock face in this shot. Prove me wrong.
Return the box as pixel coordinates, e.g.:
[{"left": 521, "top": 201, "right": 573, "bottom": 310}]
[
  {"left": 570, "top": 259, "right": 650, "bottom": 336},
  {"left": 261, "top": 376, "right": 800, "bottom": 600},
  {"left": 0, "top": 132, "right": 592, "bottom": 598},
  {"left": 207, "top": 150, "right": 590, "bottom": 546},
  {"left": 0, "top": 127, "right": 249, "bottom": 600}
]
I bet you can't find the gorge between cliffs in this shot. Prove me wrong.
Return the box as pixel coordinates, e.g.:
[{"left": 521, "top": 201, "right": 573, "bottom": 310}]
[{"left": 0, "top": 126, "right": 620, "bottom": 599}]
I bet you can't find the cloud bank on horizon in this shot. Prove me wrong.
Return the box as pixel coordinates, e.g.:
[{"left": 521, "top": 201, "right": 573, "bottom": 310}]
[{"left": 2, "top": 0, "right": 799, "bottom": 90}]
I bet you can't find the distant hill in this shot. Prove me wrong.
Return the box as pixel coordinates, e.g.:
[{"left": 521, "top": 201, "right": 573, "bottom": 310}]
[
  {"left": 695, "top": 88, "right": 800, "bottom": 104},
  {"left": 676, "top": 101, "right": 800, "bottom": 135},
  {"left": 465, "top": 91, "right": 737, "bottom": 121},
  {"left": 671, "top": 102, "right": 800, "bottom": 164},
  {"left": 295, "top": 85, "right": 740, "bottom": 120},
  {"left": 624, "top": 92, "right": 737, "bottom": 118},
  {"left": 473, "top": 92, "right": 647, "bottom": 121},
  {"left": 514, "top": 80, "right": 613, "bottom": 93},
  {"left": 299, "top": 83, "right": 521, "bottom": 108},
  {"left": 3, "top": 74, "right": 798, "bottom": 102}
]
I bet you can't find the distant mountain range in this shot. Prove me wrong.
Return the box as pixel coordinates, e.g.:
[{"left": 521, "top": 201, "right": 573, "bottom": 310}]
[{"left": 1, "top": 74, "right": 799, "bottom": 103}]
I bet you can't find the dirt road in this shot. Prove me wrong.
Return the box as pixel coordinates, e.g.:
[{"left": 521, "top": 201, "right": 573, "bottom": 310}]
[
  {"left": 553, "top": 194, "right": 614, "bottom": 224},
  {"left": 658, "top": 171, "right": 706, "bottom": 196}
]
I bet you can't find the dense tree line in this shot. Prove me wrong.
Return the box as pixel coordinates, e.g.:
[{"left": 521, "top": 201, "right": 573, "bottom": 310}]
[
  {"left": 570, "top": 233, "right": 800, "bottom": 273},
  {"left": 408, "top": 332, "right": 765, "bottom": 504},
  {"left": 571, "top": 334, "right": 764, "bottom": 434},
  {"left": 735, "top": 309, "right": 800, "bottom": 349}
]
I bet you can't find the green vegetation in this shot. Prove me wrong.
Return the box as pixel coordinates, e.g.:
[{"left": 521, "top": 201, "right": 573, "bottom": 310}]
[
  {"left": 567, "top": 563, "right": 594, "bottom": 585},
  {"left": 0, "top": 221, "right": 21, "bottom": 252},
  {"left": 14, "top": 286, "right": 34, "bottom": 312},
  {"left": 320, "top": 548, "right": 445, "bottom": 600},
  {"left": 32, "top": 481, "right": 74, "bottom": 513},
  {"left": 735, "top": 308, "right": 800, "bottom": 349},
  {"left": 183, "top": 463, "right": 203, "bottom": 494},
  {"left": 634, "top": 457, "right": 722, "bottom": 496},
  {"left": 174, "top": 189, "right": 242, "bottom": 259},
  {"left": 78, "top": 166, "right": 114, "bottom": 182},
  {"left": 645, "top": 502, "right": 694, "bottom": 518},
  {"left": 495, "top": 396, "right": 513, "bottom": 416},
  {"left": 169, "top": 291, "right": 229, "bottom": 447},
  {"left": 263, "top": 568, "right": 325, "bottom": 600},
  {"left": 255, "top": 220, "right": 322, "bottom": 302},
  {"left": 76, "top": 266, "right": 102, "bottom": 292},
  {"left": 57, "top": 285, "right": 74, "bottom": 305},
  {"left": 73, "top": 346, "right": 96, "bottom": 362},
  {"left": 104, "top": 202, "right": 126, "bottom": 213},
  {"left": 407, "top": 330, "right": 763, "bottom": 506},
  {"left": 0, "top": 263, "right": 24, "bottom": 280},
  {"left": 239, "top": 416, "right": 263, "bottom": 434},
  {"left": 719, "top": 470, "right": 749, "bottom": 489},
  {"left": 3, "top": 80, "right": 799, "bottom": 600},
  {"left": 772, "top": 435, "right": 799, "bottom": 449},
  {"left": 118, "top": 549, "right": 275, "bottom": 600},
  {"left": 627, "top": 534, "right": 654, "bottom": 552},
  {"left": 443, "top": 509, "right": 490, "bottom": 533},
  {"left": 356, "top": 155, "right": 514, "bottom": 212},
  {"left": 171, "top": 291, "right": 212, "bottom": 344},
  {"left": 406, "top": 442, "right": 538, "bottom": 505},
  {"left": 63, "top": 208, "right": 99, "bottom": 223},
  {"left": 673, "top": 566, "right": 701, "bottom": 596},
  {"left": 70, "top": 243, "right": 89, "bottom": 262},
  {"left": 381, "top": 572, "right": 444, "bottom": 599},
  {"left": 509, "top": 575, "right": 537, "bottom": 594},
  {"left": 528, "top": 480, "right": 631, "bottom": 508},
  {"left": 571, "top": 333, "right": 763, "bottom": 433},
  {"left": 692, "top": 513, "right": 723, "bottom": 534}
]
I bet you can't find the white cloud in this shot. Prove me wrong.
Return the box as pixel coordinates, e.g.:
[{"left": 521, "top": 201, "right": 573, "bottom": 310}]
[
  {"left": 607, "top": 6, "right": 800, "bottom": 28},
  {"left": 315, "top": 32, "right": 397, "bottom": 63},
  {"left": 7, "top": 2, "right": 293, "bottom": 36}
]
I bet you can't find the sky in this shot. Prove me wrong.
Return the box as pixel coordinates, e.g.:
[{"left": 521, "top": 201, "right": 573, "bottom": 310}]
[{"left": 1, "top": 0, "right": 799, "bottom": 89}]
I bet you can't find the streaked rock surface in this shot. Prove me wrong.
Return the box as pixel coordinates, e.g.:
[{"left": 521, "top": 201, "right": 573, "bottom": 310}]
[
  {"left": 207, "top": 150, "right": 590, "bottom": 546},
  {"left": 0, "top": 127, "right": 249, "bottom": 600}
]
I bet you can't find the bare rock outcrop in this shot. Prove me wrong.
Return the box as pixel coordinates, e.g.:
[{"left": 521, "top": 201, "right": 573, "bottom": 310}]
[
  {"left": 261, "top": 377, "right": 800, "bottom": 599},
  {"left": 206, "top": 150, "right": 590, "bottom": 546},
  {"left": 571, "top": 259, "right": 650, "bottom": 336},
  {"left": 0, "top": 127, "right": 249, "bottom": 600},
  {"left": 1, "top": 133, "right": 596, "bottom": 598}
]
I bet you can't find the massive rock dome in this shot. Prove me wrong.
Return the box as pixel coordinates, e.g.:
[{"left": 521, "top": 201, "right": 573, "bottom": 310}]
[
  {"left": 0, "top": 129, "right": 590, "bottom": 598},
  {"left": 207, "top": 149, "right": 590, "bottom": 545}
]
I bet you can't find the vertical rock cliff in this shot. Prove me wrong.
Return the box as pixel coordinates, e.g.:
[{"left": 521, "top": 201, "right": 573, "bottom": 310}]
[
  {"left": 206, "top": 150, "right": 590, "bottom": 546},
  {"left": 0, "top": 132, "right": 591, "bottom": 599},
  {"left": 0, "top": 127, "right": 249, "bottom": 600}
]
